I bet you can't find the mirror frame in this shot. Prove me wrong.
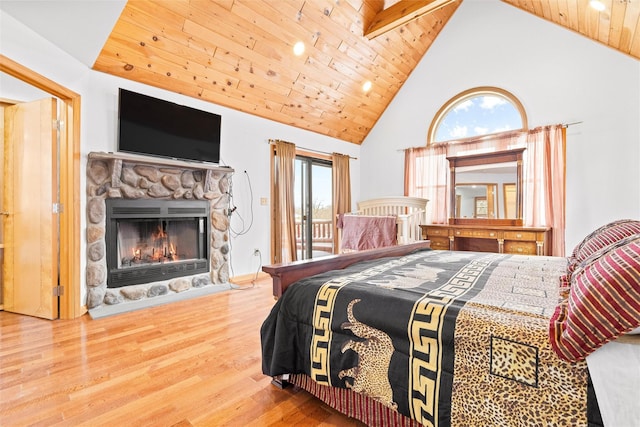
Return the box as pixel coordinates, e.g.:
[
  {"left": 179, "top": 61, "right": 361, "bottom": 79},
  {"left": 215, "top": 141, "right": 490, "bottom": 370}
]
[{"left": 447, "top": 148, "right": 525, "bottom": 226}]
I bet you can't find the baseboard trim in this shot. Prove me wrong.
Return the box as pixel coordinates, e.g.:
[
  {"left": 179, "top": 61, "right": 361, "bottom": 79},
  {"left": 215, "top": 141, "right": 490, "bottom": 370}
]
[{"left": 230, "top": 271, "right": 269, "bottom": 285}]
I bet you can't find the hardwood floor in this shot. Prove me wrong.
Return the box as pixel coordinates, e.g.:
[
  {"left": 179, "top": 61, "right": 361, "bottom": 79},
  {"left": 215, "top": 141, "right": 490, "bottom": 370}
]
[{"left": 0, "top": 278, "right": 365, "bottom": 426}]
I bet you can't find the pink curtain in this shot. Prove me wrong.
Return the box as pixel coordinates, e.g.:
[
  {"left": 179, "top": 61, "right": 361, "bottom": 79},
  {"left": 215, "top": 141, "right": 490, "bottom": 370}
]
[
  {"left": 523, "top": 125, "right": 566, "bottom": 256},
  {"left": 444, "top": 130, "right": 526, "bottom": 157},
  {"left": 405, "top": 132, "right": 527, "bottom": 224},
  {"left": 405, "top": 126, "right": 566, "bottom": 256},
  {"left": 405, "top": 146, "right": 448, "bottom": 224}
]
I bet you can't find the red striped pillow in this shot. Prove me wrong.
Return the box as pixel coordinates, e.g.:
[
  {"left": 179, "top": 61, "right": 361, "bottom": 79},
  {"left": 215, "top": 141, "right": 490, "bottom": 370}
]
[
  {"left": 550, "top": 238, "right": 640, "bottom": 362},
  {"left": 567, "top": 220, "right": 640, "bottom": 274}
]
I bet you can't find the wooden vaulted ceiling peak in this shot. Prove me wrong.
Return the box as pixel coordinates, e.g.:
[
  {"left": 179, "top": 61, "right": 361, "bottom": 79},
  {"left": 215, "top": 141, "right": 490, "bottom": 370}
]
[
  {"left": 93, "top": 0, "right": 462, "bottom": 145},
  {"left": 93, "top": 0, "right": 640, "bottom": 145}
]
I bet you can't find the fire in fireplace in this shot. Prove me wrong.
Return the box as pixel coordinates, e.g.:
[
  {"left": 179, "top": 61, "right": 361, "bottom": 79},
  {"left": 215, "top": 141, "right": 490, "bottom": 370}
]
[{"left": 105, "top": 199, "right": 210, "bottom": 287}]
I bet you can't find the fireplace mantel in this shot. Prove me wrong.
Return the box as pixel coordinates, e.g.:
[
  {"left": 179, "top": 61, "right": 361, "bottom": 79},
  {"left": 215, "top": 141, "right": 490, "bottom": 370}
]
[{"left": 88, "top": 151, "right": 234, "bottom": 173}]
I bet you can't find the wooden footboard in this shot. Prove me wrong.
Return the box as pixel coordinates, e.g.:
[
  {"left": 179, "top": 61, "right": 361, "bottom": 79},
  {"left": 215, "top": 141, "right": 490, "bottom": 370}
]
[{"left": 262, "top": 241, "right": 431, "bottom": 298}]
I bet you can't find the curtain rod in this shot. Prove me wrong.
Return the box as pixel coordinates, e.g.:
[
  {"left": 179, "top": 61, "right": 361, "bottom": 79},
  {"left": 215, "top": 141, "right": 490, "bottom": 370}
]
[
  {"left": 396, "top": 122, "right": 583, "bottom": 151},
  {"left": 267, "top": 139, "right": 357, "bottom": 160},
  {"left": 563, "top": 121, "right": 583, "bottom": 127}
]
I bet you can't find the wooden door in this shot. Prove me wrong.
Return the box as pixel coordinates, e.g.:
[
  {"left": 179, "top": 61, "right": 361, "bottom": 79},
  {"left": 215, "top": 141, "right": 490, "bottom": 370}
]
[
  {"left": 503, "top": 183, "right": 517, "bottom": 219},
  {"left": 0, "top": 105, "right": 5, "bottom": 309},
  {"left": 3, "top": 98, "right": 59, "bottom": 319},
  {"left": 486, "top": 185, "right": 496, "bottom": 219}
]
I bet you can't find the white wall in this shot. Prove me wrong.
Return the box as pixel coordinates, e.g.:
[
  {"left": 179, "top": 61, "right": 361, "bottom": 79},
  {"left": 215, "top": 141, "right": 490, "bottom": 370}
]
[
  {"left": 1, "top": 10, "right": 361, "bottom": 305},
  {"left": 360, "top": 1, "right": 640, "bottom": 251}
]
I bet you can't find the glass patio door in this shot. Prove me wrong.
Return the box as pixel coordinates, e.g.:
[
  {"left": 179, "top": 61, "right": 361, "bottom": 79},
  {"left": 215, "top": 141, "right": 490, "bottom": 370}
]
[{"left": 294, "top": 156, "right": 333, "bottom": 260}]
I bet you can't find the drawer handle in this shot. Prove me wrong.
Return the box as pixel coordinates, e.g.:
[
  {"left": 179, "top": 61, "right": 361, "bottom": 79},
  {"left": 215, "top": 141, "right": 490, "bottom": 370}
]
[
  {"left": 489, "top": 232, "right": 495, "bottom": 237},
  {"left": 455, "top": 231, "right": 461, "bottom": 235}
]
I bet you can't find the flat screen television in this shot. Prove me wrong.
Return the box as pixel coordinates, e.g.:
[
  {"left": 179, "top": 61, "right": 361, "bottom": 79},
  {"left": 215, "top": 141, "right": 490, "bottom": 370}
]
[{"left": 118, "top": 88, "right": 221, "bottom": 163}]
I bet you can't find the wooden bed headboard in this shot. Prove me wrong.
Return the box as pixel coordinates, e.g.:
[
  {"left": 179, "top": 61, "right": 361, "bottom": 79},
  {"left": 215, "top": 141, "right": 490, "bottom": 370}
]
[
  {"left": 355, "top": 196, "right": 429, "bottom": 244},
  {"left": 357, "top": 196, "right": 428, "bottom": 220}
]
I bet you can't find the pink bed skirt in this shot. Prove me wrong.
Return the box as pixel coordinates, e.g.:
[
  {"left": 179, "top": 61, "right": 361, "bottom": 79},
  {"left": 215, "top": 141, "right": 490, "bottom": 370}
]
[{"left": 289, "top": 374, "right": 421, "bottom": 427}]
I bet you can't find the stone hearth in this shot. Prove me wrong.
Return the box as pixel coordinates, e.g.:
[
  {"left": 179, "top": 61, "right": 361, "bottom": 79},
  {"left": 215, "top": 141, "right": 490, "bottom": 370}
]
[{"left": 85, "top": 152, "right": 233, "bottom": 309}]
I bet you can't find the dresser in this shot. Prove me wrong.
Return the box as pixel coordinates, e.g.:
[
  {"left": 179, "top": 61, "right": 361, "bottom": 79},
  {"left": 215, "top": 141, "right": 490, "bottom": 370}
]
[{"left": 420, "top": 224, "right": 552, "bottom": 256}]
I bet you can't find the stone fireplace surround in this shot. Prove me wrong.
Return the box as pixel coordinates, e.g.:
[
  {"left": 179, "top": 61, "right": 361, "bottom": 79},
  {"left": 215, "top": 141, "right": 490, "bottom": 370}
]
[{"left": 85, "top": 152, "right": 233, "bottom": 309}]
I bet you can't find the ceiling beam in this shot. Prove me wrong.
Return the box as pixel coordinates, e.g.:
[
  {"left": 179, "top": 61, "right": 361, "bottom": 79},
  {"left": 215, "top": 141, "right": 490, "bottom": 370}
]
[{"left": 364, "top": 0, "right": 457, "bottom": 40}]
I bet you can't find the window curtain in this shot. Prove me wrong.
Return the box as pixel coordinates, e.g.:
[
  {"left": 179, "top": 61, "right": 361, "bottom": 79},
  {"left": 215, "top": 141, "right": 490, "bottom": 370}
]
[
  {"left": 404, "top": 146, "right": 448, "bottom": 224},
  {"left": 332, "top": 153, "right": 351, "bottom": 252},
  {"left": 444, "top": 130, "right": 526, "bottom": 157},
  {"left": 405, "top": 132, "right": 527, "bottom": 224},
  {"left": 405, "top": 126, "right": 566, "bottom": 256},
  {"left": 272, "top": 140, "right": 297, "bottom": 263},
  {"left": 523, "top": 125, "right": 566, "bottom": 256}
]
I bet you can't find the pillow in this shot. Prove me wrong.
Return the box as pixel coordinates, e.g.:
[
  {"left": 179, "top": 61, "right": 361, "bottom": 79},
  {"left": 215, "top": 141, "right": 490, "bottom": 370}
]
[
  {"left": 567, "top": 219, "right": 640, "bottom": 274},
  {"left": 570, "top": 219, "right": 637, "bottom": 258},
  {"left": 571, "top": 232, "right": 640, "bottom": 277},
  {"left": 550, "top": 237, "right": 640, "bottom": 362}
]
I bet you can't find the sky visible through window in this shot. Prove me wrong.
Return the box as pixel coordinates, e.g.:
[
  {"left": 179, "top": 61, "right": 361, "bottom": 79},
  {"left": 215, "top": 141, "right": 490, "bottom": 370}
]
[
  {"left": 294, "top": 159, "right": 333, "bottom": 219},
  {"left": 434, "top": 95, "right": 522, "bottom": 142}
]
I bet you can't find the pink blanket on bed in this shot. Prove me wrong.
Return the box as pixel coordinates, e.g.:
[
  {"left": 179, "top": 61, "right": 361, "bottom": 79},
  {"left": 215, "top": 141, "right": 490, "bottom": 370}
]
[{"left": 339, "top": 215, "right": 397, "bottom": 251}]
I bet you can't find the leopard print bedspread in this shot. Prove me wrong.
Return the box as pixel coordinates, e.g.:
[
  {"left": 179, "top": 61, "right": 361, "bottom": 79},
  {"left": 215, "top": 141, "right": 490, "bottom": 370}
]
[{"left": 451, "top": 255, "right": 589, "bottom": 426}]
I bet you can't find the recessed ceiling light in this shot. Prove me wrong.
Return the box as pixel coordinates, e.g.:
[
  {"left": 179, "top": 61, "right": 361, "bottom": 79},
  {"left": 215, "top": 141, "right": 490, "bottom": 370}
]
[
  {"left": 589, "top": 0, "right": 606, "bottom": 11},
  {"left": 362, "top": 80, "right": 372, "bottom": 92},
  {"left": 293, "top": 41, "right": 305, "bottom": 56}
]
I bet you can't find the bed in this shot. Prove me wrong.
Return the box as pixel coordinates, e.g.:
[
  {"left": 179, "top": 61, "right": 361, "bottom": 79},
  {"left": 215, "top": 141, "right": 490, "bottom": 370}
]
[
  {"left": 261, "top": 220, "right": 640, "bottom": 426},
  {"left": 338, "top": 196, "right": 429, "bottom": 251}
]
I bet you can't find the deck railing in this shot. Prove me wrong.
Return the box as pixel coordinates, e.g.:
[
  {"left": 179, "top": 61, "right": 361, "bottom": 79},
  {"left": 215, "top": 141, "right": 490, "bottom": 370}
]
[{"left": 295, "top": 219, "right": 333, "bottom": 253}]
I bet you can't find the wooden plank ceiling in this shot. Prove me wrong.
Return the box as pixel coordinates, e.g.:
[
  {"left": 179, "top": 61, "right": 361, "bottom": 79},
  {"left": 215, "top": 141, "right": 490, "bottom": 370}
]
[
  {"left": 93, "top": 0, "right": 462, "bottom": 144},
  {"left": 93, "top": 0, "right": 640, "bottom": 145},
  {"left": 503, "top": 0, "right": 640, "bottom": 59}
]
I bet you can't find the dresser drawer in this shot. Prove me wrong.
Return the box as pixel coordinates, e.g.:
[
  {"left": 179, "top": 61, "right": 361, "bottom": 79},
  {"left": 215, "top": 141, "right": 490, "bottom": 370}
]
[
  {"left": 503, "top": 231, "right": 536, "bottom": 241},
  {"left": 425, "top": 227, "right": 448, "bottom": 236},
  {"left": 453, "top": 229, "right": 498, "bottom": 239},
  {"left": 504, "top": 241, "right": 537, "bottom": 255},
  {"left": 420, "top": 225, "right": 550, "bottom": 256},
  {"left": 429, "top": 236, "right": 450, "bottom": 250}
]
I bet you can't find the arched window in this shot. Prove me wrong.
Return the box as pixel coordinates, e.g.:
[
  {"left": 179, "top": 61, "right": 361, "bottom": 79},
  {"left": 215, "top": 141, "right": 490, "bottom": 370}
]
[{"left": 428, "top": 87, "right": 527, "bottom": 145}]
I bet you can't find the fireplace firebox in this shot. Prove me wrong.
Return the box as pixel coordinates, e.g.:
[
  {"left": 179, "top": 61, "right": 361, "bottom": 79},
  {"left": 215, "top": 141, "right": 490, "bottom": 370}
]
[{"left": 105, "top": 199, "right": 210, "bottom": 288}]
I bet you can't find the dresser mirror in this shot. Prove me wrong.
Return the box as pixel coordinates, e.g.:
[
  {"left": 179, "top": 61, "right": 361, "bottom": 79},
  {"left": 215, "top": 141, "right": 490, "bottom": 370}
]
[{"left": 448, "top": 148, "right": 524, "bottom": 226}]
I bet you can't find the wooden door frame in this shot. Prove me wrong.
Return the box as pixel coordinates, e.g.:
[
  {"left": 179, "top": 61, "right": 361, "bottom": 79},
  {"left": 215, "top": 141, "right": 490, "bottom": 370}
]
[{"left": 1, "top": 54, "right": 81, "bottom": 319}]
